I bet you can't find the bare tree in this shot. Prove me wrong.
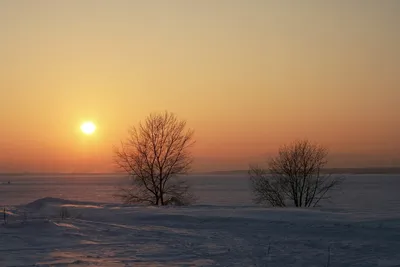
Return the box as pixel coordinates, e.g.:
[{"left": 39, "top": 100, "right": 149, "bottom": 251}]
[
  {"left": 249, "top": 140, "right": 343, "bottom": 208},
  {"left": 114, "top": 111, "right": 195, "bottom": 206}
]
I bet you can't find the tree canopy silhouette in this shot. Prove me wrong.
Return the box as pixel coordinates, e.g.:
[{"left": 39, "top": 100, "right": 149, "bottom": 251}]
[
  {"left": 249, "top": 140, "right": 343, "bottom": 207},
  {"left": 114, "top": 111, "right": 195, "bottom": 206}
]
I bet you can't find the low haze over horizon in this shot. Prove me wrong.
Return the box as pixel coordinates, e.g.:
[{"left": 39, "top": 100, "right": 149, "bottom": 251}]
[{"left": 1, "top": 1, "right": 399, "bottom": 173}]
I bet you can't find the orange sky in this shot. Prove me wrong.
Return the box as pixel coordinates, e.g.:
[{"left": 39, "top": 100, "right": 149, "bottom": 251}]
[{"left": 0, "top": 1, "right": 399, "bottom": 172}]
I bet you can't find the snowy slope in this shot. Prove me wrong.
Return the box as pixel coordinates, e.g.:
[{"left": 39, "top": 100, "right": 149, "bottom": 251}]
[
  {"left": 1, "top": 174, "right": 400, "bottom": 266},
  {"left": 2, "top": 197, "right": 400, "bottom": 267}
]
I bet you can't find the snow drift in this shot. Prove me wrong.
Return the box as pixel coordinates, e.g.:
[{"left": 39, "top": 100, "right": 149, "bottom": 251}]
[{"left": 1, "top": 197, "right": 400, "bottom": 266}]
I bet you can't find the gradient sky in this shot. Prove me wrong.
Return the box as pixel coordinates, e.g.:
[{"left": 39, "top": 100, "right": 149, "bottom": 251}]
[{"left": 0, "top": 1, "right": 399, "bottom": 172}]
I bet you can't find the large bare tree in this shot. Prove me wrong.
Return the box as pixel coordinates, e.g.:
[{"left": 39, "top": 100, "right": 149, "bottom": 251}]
[
  {"left": 249, "top": 140, "right": 343, "bottom": 208},
  {"left": 114, "top": 111, "right": 195, "bottom": 206}
]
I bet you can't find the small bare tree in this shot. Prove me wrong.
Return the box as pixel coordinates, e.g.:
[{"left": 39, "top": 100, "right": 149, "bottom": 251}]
[
  {"left": 249, "top": 140, "right": 343, "bottom": 208},
  {"left": 114, "top": 111, "right": 195, "bottom": 206}
]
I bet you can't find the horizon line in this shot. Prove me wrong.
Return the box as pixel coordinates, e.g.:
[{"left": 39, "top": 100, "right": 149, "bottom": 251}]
[{"left": 1, "top": 166, "right": 400, "bottom": 176}]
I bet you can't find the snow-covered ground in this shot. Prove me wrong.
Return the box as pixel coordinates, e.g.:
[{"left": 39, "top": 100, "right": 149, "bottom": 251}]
[{"left": 1, "top": 174, "right": 400, "bottom": 266}]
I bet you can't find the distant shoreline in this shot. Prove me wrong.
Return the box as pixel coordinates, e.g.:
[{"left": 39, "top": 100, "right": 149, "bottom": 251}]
[
  {"left": 198, "top": 167, "right": 400, "bottom": 175},
  {"left": 1, "top": 167, "right": 400, "bottom": 176}
]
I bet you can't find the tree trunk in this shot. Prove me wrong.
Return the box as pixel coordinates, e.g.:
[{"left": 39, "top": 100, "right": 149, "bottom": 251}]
[{"left": 160, "top": 191, "right": 165, "bottom": 206}]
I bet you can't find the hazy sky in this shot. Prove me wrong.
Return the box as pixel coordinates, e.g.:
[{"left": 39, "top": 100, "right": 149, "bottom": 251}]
[{"left": 0, "top": 1, "right": 399, "bottom": 172}]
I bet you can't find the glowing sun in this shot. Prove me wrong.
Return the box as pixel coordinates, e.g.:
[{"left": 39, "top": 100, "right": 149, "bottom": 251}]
[{"left": 81, "top": 121, "right": 96, "bottom": 135}]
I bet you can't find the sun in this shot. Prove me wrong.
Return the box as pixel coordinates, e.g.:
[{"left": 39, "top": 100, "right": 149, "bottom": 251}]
[{"left": 80, "top": 121, "right": 96, "bottom": 135}]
